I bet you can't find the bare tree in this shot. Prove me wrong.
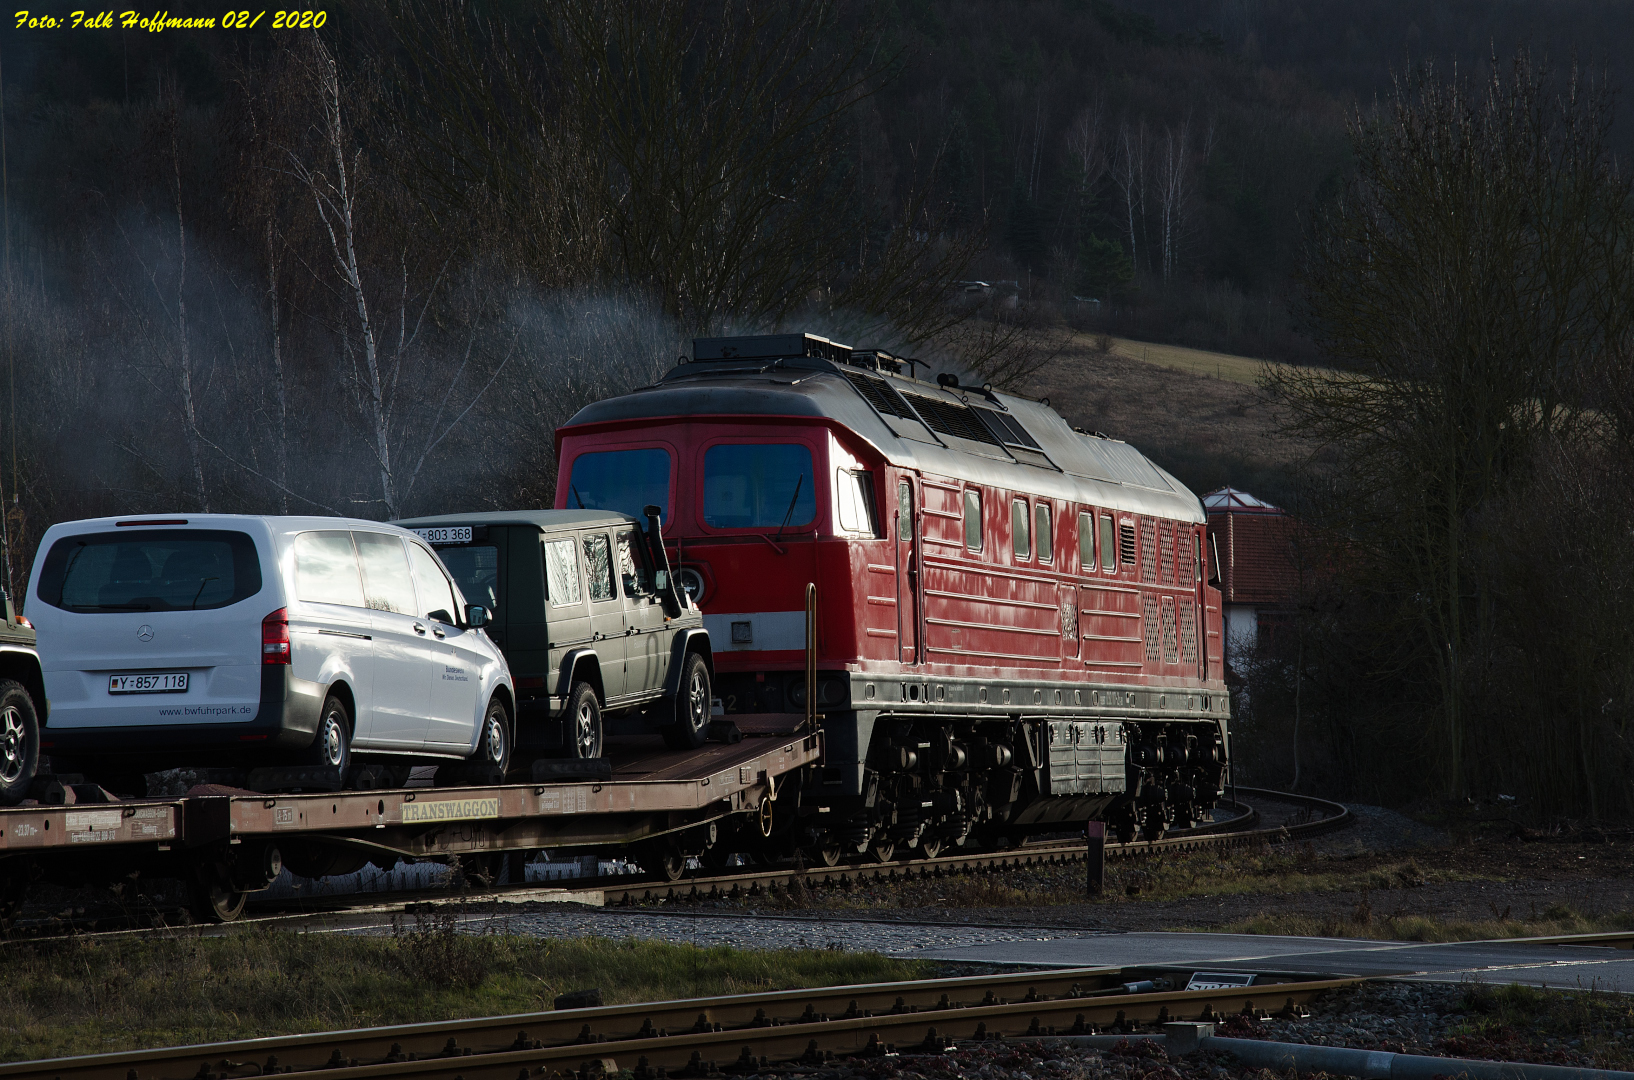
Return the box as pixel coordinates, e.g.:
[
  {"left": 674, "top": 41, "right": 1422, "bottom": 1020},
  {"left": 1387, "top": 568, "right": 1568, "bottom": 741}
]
[
  {"left": 1111, "top": 118, "right": 1147, "bottom": 277},
  {"left": 1266, "top": 54, "right": 1626, "bottom": 799}
]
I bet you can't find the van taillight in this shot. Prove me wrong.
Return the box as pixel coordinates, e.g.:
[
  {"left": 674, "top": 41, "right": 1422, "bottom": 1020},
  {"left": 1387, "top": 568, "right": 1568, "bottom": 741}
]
[{"left": 262, "top": 608, "right": 291, "bottom": 665}]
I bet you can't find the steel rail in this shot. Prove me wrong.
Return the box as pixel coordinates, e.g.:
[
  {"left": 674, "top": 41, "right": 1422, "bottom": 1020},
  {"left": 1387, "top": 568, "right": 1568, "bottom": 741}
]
[
  {"left": 592, "top": 788, "right": 1348, "bottom": 907},
  {"left": 5, "top": 966, "right": 1361, "bottom": 1080}
]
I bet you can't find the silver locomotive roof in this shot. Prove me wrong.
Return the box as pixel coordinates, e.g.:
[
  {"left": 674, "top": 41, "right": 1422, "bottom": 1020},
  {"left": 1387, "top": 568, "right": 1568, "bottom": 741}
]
[{"left": 561, "top": 334, "right": 1204, "bottom": 524}]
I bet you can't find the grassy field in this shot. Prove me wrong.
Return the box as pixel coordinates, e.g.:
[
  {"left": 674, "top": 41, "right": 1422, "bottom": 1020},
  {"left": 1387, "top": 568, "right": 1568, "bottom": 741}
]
[
  {"left": 1086, "top": 333, "right": 1270, "bottom": 386},
  {"left": 0, "top": 918, "right": 933, "bottom": 1064},
  {"left": 1210, "top": 905, "right": 1634, "bottom": 943}
]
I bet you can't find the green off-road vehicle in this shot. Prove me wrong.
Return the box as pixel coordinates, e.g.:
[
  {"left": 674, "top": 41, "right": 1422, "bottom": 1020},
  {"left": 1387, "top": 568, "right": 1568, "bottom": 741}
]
[
  {"left": 0, "top": 588, "right": 46, "bottom": 806},
  {"left": 393, "top": 508, "right": 712, "bottom": 764}
]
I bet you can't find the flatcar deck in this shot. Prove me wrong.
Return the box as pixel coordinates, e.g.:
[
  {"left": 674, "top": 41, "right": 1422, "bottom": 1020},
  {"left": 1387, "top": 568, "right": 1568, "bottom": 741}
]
[{"left": 0, "top": 717, "right": 820, "bottom": 863}]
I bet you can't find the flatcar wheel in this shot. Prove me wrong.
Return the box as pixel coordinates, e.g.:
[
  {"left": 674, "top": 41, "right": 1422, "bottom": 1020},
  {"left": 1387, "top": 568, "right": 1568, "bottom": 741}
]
[
  {"left": 654, "top": 847, "right": 686, "bottom": 882},
  {"left": 868, "top": 839, "right": 896, "bottom": 863},
  {"left": 1139, "top": 806, "right": 1167, "bottom": 843},
  {"left": 919, "top": 838, "right": 943, "bottom": 860},
  {"left": 189, "top": 875, "right": 247, "bottom": 923}
]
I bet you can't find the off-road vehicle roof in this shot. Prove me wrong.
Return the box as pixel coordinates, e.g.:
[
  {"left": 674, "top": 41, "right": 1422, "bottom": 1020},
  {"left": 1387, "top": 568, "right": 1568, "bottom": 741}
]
[{"left": 394, "top": 510, "right": 640, "bottom": 532}]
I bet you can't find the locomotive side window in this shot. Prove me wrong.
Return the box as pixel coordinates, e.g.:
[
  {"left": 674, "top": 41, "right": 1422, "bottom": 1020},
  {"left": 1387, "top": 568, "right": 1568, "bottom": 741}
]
[
  {"left": 567, "top": 448, "right": 671, "bottom": 521},
  {"left": 963, "top": 489, "right": 983, "bottom": 552},
  {"left": 1035, "top": 503, "right": 1053, "bottom": 563},
  {"left": 1100, "top": 514, "right": 1117, "bottom": 571},
  {"left": 1011, "top": 498, "right": 1031, "bottom": 560},
  {"left": 897, "top": 480, "right": 912, "bottom": 537},
  {"left": 1078, "top": 511, "right": 1095, "bottom": 571},
  {"left": 703, "top": 443, "right": 815, "bottom": 529},
  {"left": 836, "top": 470, "right": 880, "bottom": 537}
]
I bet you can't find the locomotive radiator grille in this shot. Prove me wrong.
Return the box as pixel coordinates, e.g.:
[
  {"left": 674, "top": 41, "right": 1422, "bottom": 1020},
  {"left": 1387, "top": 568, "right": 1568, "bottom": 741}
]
[
  {"left": 1160, "top": 596, "right": 1180, "bottom": 665},
  {"left": 1159, "top": 522, "right": 1177, "bottom": 585},
  {"left": 1179, "top": 601, "right": 1199, "bottom": 665},
  {"left": 1142, "top": 594, "right": 1162, "bottom": 664},
  {"left": 1139, "top": 518, "right": 1158, "bottom": 583}
]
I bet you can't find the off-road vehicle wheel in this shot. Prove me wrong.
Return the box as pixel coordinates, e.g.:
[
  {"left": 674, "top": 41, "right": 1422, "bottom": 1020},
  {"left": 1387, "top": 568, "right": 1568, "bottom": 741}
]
[
  {"left": 662, "top": 653, "right": 711, "bottom": 751},
  {"left": 0, "top": 680, "right": 39, "bottom": 807},
  {"left": 567, "top": 682, "right": 603, "bottom": 759}
]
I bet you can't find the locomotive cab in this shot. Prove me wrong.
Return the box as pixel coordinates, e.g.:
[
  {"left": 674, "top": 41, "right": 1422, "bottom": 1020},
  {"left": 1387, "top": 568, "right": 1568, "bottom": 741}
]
[{"left": 556, "top": 333, "right": 1230, "bottom": 859}]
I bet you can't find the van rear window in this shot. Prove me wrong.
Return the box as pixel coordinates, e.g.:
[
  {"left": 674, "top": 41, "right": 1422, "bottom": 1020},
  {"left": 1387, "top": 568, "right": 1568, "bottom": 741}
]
[{"left": 36, "top": 529, "right": 262, "bottom": 613}]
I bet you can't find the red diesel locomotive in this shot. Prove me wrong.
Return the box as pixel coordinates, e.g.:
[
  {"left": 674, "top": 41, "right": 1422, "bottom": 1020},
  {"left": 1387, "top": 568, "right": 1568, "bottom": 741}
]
[{"left": 556, "top": 333, "right": 1228, "bottom": 855}]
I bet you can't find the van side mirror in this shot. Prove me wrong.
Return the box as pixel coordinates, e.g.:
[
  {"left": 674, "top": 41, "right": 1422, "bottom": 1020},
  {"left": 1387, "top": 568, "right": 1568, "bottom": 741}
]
[{"left": 464, "top": 604, "right": 490, "bottom": 628}]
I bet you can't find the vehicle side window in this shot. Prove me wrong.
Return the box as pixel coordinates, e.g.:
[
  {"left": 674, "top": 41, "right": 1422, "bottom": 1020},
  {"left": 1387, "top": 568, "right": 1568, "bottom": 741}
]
[
  {"left": 897, "top": 480, "right": 912, "bottom": 538},
  {"left": 294, "top": 531, "right": 365, "bottom": 608},
  {"left": 1011, "top": 498, "right": 1030, "bottom": 560},
  {"left": 836, "top": 469, "right": 880, "bottom": 536},
  {"left": 583, "top": 533, "right": 615, "bottom": 602},
  {"left": 544, "top": 538, "right": 582, "bottom": 607},
  {"left": 616, "top": 529, "right": 652, "bottom": 597},
  {"left": 1100, "top": 514, "right": 1117, "bottom": 571},
  {"left": 1078, "top": 511, "right": 1094, "bottom": 571},
  {"left": 353, "top": 532, "right": 418, "bottom": 615},
  {"left": 964, "top": 489, "right": 983, "bottom": 552},
  {"left": 408, "top": 543, "right": 459, "bottom": 621},
  {"left": 1035, "top": 503, "right": 1052, "bottom": 563}
]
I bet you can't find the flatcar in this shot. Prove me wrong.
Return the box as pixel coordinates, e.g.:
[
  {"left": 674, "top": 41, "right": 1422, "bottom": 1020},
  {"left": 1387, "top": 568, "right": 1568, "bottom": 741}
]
[{"left": 555, "top": 333, "right": 1228, "bottom": 858}]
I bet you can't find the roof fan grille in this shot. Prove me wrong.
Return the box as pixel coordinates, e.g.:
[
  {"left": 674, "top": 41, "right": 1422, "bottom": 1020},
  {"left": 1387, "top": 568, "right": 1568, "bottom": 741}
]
[{"left": 899, "top": 392, "right": 1001, "bottom": 445}]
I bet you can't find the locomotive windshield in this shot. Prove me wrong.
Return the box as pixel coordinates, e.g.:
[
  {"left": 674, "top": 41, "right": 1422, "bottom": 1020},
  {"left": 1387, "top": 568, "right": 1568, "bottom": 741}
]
[
  {"left": 703, "top": 443, "right": 816, "bottom": 529},
  {"left": 566, "top": 448, "right": 671, "bottom": 522}
]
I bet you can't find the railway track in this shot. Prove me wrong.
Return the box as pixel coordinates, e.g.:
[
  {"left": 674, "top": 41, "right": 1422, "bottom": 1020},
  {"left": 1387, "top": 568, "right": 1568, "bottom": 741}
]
[
  {"left": 580, "top": 786, "right": 1350, "bottom": 908},
  {"left": 0, "top": 788, "right": 1348, "bottom": 937},
  {"left": 3, "top": 963, "right": 1361, "bottom": 1080}
]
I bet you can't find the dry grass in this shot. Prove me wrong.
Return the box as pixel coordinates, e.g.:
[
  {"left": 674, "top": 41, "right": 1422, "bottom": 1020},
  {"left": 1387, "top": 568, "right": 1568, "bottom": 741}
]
[
  {"left": 739, "top": 847, "right": 1480, "bottom": 913},
  {"left": 1206, "top": 902, "right": 1634, "bottom": 942},
  {"left": 0, "top": 916, "right": 932, "bottom": 1064},
  {"left": 1088, "top": 333, "right": 1271, "bottom": 386}
]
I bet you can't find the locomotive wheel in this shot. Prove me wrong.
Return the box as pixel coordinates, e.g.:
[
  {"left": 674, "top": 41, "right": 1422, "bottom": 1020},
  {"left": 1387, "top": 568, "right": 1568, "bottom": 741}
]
[
  {"left": 1139, "top": 805, "right": 1168, "bottom": 843},
  {"left": 662, "top": 653, "right": 711, "bottom": 751},
  {"left": 567, "top": 682, "right": 604, "bottom": 759},
  {"left": 806, "top": 840, "right": 843, "bottom": 867},
  {"left": 0, "top": 680, "right": 40, "bottom": 807}
]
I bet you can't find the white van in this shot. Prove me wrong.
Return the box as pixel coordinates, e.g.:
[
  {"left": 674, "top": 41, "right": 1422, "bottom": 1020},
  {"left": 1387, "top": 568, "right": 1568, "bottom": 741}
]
[{"left": 24, "top": 515, "right": 514, "bottom": 793}]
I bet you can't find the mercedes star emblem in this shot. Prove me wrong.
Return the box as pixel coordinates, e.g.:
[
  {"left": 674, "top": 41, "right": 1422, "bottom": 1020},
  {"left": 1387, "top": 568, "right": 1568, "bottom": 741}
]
[{"left": 137, "top": 624, "right": 154, "bottom": 642}]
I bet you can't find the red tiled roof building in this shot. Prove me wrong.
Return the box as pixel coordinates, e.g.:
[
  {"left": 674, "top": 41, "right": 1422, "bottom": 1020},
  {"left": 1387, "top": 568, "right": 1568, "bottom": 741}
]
[{"left": 1203, "top": 488, "right": 1297, "bottom": 670}]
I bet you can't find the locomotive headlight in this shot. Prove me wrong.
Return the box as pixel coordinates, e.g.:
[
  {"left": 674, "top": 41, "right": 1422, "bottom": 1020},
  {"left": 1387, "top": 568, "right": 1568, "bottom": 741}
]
[{"left": 677, "top": 567, "right": 706, "bottom": 605}]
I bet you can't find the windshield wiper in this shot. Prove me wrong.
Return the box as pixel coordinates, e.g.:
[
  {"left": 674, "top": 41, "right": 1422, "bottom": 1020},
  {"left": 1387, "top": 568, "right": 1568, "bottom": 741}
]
[
  {"left": 191, "top": 577, "right": 219, "bottom": 610},
  {"left": 572, "top": 484, "right": 587, "bottom": 509},
  {"left": 773, "top": 475, "right": 804, "bottom": 544}
]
